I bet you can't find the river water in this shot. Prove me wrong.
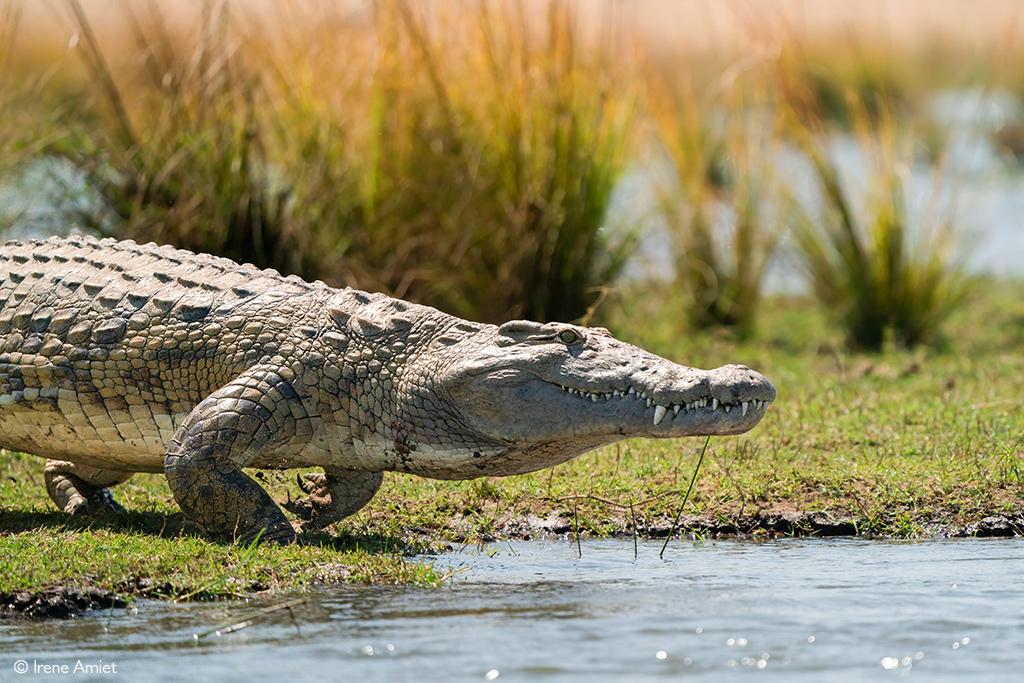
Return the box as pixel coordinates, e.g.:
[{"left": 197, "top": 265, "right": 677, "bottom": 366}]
[{"left": 1, "top": 537, "right": 1021, "bottom": 681}]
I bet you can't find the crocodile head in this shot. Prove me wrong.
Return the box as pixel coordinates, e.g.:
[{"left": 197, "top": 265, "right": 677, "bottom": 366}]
[{"left": 421, "top": 320, "right": 776, "bottom": 476}]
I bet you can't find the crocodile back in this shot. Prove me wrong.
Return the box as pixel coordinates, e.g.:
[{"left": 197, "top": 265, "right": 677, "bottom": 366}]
[{"left": 0, "top": 236, "right": 324, "bottom": 471}]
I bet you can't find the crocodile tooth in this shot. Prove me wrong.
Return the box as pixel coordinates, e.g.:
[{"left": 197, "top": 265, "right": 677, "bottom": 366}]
[
  {"left": 712, "top": 398, "right": 719, "bottom": 411},
  {"left": 724, "top": 404, "right": 731, "bottom": 413},
  {"left": 742, "top": 401, "right": 749, "bottom": 416},
  {"left": 653, "top": 404, "right": 667, "bottom": 426},
  {"left": 645, "top": 397, "right": 652, "bottom": 408},
  {"left": 673, "top": 404, "right": 681, "bottom": 416},
  {"left": 591, "top": 393, "right": 598, "bottom": 402},
  {"left": 639, "top": 391, "right": 647, "bottom": 400},
  {"left": 613, "top": 390, "right": 621, "bottom": 397},
  {"left": 627, "top": 387, "right": 636, "bottom": 396}
]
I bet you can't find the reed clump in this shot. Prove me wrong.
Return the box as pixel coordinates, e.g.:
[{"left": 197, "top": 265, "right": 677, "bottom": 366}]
[
  {"left": 780, "top": 56, "right": 970, "bottom": 350},
  {"left": 649, "top": 59, "right": 785, "bottom": 337},
  {"left": 35, "top": 0, "right": 640, "bottom": 324}
]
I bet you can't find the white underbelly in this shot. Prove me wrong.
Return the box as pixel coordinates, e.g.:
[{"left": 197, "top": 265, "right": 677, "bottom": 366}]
[{"left": 0, "top": 401, "right": 189, "bottom": 473}]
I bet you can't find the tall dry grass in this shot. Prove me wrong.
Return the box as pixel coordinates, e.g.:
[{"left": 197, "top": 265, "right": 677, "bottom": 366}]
[
  {"left": 39, "top": 0, "right": 641, "bottom": 324},
  {"left": 0, "top": 0, "right": 23, "bottom": 174},
  {"left": 0, "top": 0, "right": 993, "bottom": 343},
  {"left": 54, "top": 0, "right": 347, "bottom": 279}
]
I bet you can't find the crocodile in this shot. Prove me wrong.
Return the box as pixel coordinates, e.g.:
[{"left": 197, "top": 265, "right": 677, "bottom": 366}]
[{"left": 0, "top": 236, "right": 776, "bottom": 544}]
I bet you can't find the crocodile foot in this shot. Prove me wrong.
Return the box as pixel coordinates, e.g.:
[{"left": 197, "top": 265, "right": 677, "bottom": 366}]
[
  {"left": 283, "top": 470, "right": 383, "bottom": 531},
  {"left": 47, "top": 473, "right": 126, "bottom": 517},
  {"left": 284, "top": 473, "right": 331, "bottom": 522}
]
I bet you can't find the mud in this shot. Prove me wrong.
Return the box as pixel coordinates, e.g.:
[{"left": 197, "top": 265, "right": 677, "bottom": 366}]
[{"left": 0, "top": 587, "right": 127, "bottom": 620}]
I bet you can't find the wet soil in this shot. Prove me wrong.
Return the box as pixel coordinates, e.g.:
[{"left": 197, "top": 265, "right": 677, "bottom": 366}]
[{"left": 0, "top": 587, "right": 127, "bottom": 620}]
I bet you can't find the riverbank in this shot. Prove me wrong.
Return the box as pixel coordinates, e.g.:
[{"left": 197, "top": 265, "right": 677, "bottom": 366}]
[{"left": 1, "top": 285, "right": 1022, "bottom": 617}]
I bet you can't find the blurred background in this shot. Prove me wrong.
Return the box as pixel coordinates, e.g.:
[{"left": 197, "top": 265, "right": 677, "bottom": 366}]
[{"left": 2, "top": 0, "right": 1022, "bottom": 351}]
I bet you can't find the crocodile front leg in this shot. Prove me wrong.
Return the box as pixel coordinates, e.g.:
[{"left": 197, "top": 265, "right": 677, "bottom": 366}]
[
  {"left": 284, "top": 468, "right": 383, "bottom": 531},
  {"left": 164, "top": 367, "right": 307, "bottom": 545},
  {"left": 44, "top": 460, "right": 133, "bottom": 516}
]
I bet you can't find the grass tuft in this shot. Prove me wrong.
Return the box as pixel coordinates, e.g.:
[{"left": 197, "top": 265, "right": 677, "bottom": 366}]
[
  {"left": 782, "top": 76, "right": 970, "bottom": 350},
  {"left": 650, "top": 58, "right": 785, "bottom": 336}
]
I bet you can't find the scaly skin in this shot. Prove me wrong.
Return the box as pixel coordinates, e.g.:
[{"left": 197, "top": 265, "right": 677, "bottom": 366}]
[{"left": 0, "top": 236, "right": 776, "bottom": 544}]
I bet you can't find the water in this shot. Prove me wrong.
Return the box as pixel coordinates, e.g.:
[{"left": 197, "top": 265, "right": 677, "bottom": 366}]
[{"left": 2, "top": 537, "right": 1021, "bottom": 681}]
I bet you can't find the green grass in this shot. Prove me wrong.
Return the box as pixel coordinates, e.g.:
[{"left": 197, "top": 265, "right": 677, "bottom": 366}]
[
  {"left": 345, "top": 282, "right": 1024, "bottom": 540},
  {"left": 0, "top": 451, "right": 444, "bottom": 604},
  {"left": 1, "top": 0, "right": 1023, "bottom": 606}
]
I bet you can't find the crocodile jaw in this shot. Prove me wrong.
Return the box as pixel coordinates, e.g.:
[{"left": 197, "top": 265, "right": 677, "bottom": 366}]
[{"left": 436, "top": 322, "right": 776, "bottom": 450}]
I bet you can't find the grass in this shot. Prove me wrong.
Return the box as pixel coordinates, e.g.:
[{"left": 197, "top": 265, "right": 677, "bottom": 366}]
[
  {"left": 25, "top": 0, "right": 641, "bottom": 325},
  {"left": 649, "top": 58, "right": 785, "bottom": 336},
  {"left": 782, "top": 73, "right": 971, "bottom": 350},
  {"left": 342, "top": 281, "right": 1024, "bottom": 541},
  {"left": 0, "top": 0, "right": 1022, "bottom": 606},
  {"left": 0, "top": 450, "right": 445, "bottom": 607},
  {"left": 0, "top": 0, "right": 994, "bottom": 336}
]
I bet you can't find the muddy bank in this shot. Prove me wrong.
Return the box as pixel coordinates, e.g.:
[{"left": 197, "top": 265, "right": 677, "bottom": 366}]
[
  {"left": 4, "top": 510, "right": 1021, "bottom": 620},
  {"left": 450, "top": 509, "right": 1024, "bottom": 542},
  {"left": 0, "top": 587, "right": 127, "bottom": 620},
  {"left": 0, "top": 565, "right": 358, "bottom": 620}
]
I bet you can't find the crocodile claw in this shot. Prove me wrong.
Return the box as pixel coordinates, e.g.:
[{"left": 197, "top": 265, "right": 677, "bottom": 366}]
[
  {"left": 282, "top": 473, "right": 331, "bottom": 523},
  {"left": 64, "top": 488, "right": 126, "bottom": 517},
  {"left": 297, "top": 472, "right": 327, "bottom": 496},
  {"left": 282, "top": 470, "right": 383, "bottom": 531}
]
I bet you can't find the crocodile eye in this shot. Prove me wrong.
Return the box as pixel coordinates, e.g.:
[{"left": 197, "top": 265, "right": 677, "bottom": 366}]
[{"left": 559, "top": 329, "right": 580, "bottom": 344}]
